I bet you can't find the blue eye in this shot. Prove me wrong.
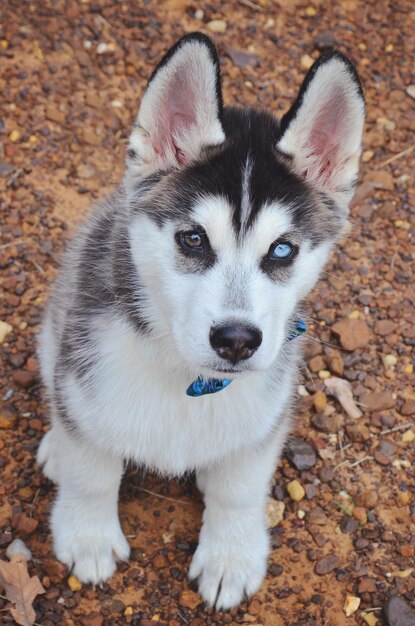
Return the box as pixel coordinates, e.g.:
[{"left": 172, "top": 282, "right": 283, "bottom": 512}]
[{"left": 272, "top": 242, "right": 295, "bottom": 259}]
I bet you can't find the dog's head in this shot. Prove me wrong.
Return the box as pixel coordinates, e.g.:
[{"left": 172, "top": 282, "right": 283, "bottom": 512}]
[{"left": 124, "top": 34, "right": 364, "bottom": 376}]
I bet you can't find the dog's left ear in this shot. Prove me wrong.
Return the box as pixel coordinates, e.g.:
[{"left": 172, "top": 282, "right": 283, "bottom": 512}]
[
  {"left": 277, "top": 52, "right": 365, "bottom": 206},
  {"left": 127, "top": 33, "right": 225, "bottom": 175}
]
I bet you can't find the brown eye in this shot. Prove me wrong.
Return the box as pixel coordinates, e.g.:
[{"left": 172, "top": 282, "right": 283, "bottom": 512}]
[{"left": 179, "top": 230, "right": 205, "bottom": 251}]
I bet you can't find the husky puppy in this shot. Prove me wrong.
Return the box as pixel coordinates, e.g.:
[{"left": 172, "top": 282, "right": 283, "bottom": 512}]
[{"left": 37, "top": 33, "right": 364, "bottom": 609}]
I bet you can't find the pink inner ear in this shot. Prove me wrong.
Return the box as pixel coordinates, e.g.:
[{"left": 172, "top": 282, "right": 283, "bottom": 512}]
[
  {"left": 305, "top": 97, "right": 345, "bottom": 186},
  {"left": 154, "top": 69, "right": 198, "bottom": 166}
]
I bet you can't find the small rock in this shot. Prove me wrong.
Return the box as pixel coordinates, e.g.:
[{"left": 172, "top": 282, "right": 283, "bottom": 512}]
[
  {"left": 12, "top": 370, "right": 36, "bottom": 389},
  {"left": 358, "top": 578, "right": 377, "bottom": 593},
  {"left": 287, "top": 479, "right": 305, "bottom": 502},
  {"left": 361, "top": 612, "right": 378, "bottom": 626},
  {"left": 373, "top": 320, "right": 396, "bottom": 336},
  {"left": 344, "top": 595, "right": 361, "bottom": 617},
  {"left": 402, "top": 429, "right": 415, "bottom": 443},
  {"left": 68, "top": 575, "right": 82, "bottom": 591},
  {"left": 266, "top": 500, "right": 285, "bottom": 528},
  {"left": 332, "top": 319, "right": 371, "bottom": 351},
  {"left": 340, "top": 515, "right": 359, "bottom": 534},
  {"left": 12, "top": 513, "right": 39, "bottom": 535},
  {"left": 314, "top": 31, "right": 336, "bottom": 51},
  {"left": 384, "top": 595, "right": 415, "bottom": 626},
  {"left": 362, "top": 150, "right": 374, "bottom": 162},
  {"left": 315, "top": 553, "right": 340, "bottom": 575},
  {"left": 309, "top": 355, "right": 326, "bottom": 373},
  {"left": 401, "top": 400, "right": 415, "bottom": 416},
  {"left": 285, "top": 437, "right": 317, "bottom": 470},
  {"left": 353, "top": 507, "right": 367, "bottom": 525},
  {"left": 346, "top": 423, "right": 370, "bottom": 442},
  {"left": 318, "top": 370, "right": 331, "bottom": 380},
  {"left": 365, "top": 170, "right": 394, "bottom": 191},
  {"left": 374, "top": 450, "right": 391, "bottom": 466},
  {"left": 6, "top": 538, "right": 32, "bottom": 561},
  {"left": 9, "top": 129, "right": 20, "bottom": 142},
  {"left": 383, "top": 354, "right": 397, "bottom": 367},
  {"left": 360, "top": 391, "right": 395, "bottom": 412},
  {"left": 268, "top": 563, "right": 283, "bottom": 577},
  {"left": 179, "top": 589, "right": 201, "bottom": 610},
  {"left": 0, "top": 408, "right": 16, "bottom": 429},
  {"left": 300, "top": 54, "right": 314, "bottom": 70},
  {"left": 355, "top": 490, "right": 378, "bottom": 509},
  {"left": 326, "top": 352, "right": 344, "bottom": 376},
  {"left": 0, "top": 320, "right": 12, "bottom": 343},
  {"left": 406, "top": 85, "right": 415, "bottom": 99},
  {"left": 313, "top": 389, "right": 327, "bottom": 412},
  {"left": 312, "top": 412, "right": 343, "bottom": 433},
  {"left": 207, "top": 19, "right": 227, "bottom": 33},
  {"left": 307, "top": 507, "right": 329, "bottom": 526},
  {"left": 224, "top": 45, "right": 261, "bottom": 68}
]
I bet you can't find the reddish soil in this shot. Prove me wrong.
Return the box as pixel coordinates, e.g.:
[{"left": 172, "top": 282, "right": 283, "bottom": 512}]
[{"left": 0, "top": 1, "right": 414, "bottom": 625}]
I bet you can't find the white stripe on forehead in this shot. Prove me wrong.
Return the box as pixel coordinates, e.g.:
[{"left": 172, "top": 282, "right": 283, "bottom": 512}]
[
  {"left": 246, "top": 202, "right": 294, "bottom": 250},
  {"left": 190, "top": 195, "right": 237, "bottom": 250},
  {"left": 240, "top": 155, "right": 253, "bottom": 233}
]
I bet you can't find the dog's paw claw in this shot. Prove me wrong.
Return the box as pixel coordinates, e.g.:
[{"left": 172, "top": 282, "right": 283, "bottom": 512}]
[{"left": 189, "top": 543, "right": 267, "bottom": 610}]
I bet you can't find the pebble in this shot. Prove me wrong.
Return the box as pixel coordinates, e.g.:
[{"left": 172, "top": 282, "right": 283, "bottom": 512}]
[
  {"left": 68, "top": 575, "right": 82, "bottom": 591},
  {"left": 12, "top": 370, "right": 36, "bottom": 389},
  {"left": 207, "top": 19, "right": 227, "bottom": 33},
  {"left": 315, "top": 553, "right": 340, "bottom": 575},
  {"left": 362, "top": 150, "right": 374, "bottom": 162},
  {"left": 6, "top": 538, "right": 32, "bottom": 561},
  {"left": 362, "top": 612, "right": 378, "bottom": 626},
  {"left": 309, "top": 355, "right": 326, "bottom": 373},
  {"left": 402, "top": 429, "right": 415, "bottom": 443},
  {"left": 300, "top": 54, "right": 314, "bottom": 70},
  {"left": 332, "top": 319, "right": 371, "bottom": 351},
  {"left": 0, "top": 408, "right": 16, "bottom": 429},
  {"left": 314, "top": 31, "right": 336, "bottom": 51},
  {"left": 360, "top": 391, "right": 395, "bottom": 412},
  {"left": 355, "top": 490, "right": 378, "bottom": 508},
  {"left": 287, "top": 479, "right": 305, "bottom": 501},
  {"left": 285, "top": 437, "right": 317, "bottom": 470},
  {"left": 406, "top": 85, "right": 415, "bottom": 99},
  {"left": 373, "top": 320, "right": 396, "bottom": 336},
  {"left": 318, "top": 370, "right": 331, "bottom": 380},
  {"left": 313, "top": 389, "right": 327, "bottom": 412},
  {"left": 179, "top": 589, "right": 201, "bottom": 610},
  {"left": 353, "top": 507, "right": 367, "bottom": 525},
  {"left": 340, "top": 515, "right": 359, "bottom": 534},
  {"left": 307, "top": 507, "right": 329, "bottom": 526},
  {"left": 401, "top": 400, "right": 415, "bottom": 416},
  {"left": 12, "top": 513, "right": 39, "bottom": 535},
  {"left": 344, "top": 595, "right": 361, "bottom": 616},
  {"left": 366, "top": 170, "right": 394, "bottom": 191},
  {"left": 383, "top": 354, "right": 397, "bottom": 366},
  {"left": 384, "top": 595, "right": 415, "bottom": 626},
  {"left": 265, "top": 499, "right": 285, "bottom": 528},
  {"left": 0, "top": 320, "right": 12, "bottom": 343},
  {"left": 9, "top": 129, "right": 20, "bottom": 142}
]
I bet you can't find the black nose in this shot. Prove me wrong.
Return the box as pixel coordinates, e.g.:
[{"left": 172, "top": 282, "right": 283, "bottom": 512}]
[{"left": 210, "top": 323, "right": 262, "bottom": 364}]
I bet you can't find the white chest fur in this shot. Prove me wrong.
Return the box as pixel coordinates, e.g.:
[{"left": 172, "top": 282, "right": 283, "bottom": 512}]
[{"left": 60, "top": 314, "right": 296, "bottom": 475}]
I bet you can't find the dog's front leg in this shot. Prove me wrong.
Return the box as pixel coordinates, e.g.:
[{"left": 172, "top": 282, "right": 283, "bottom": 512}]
[
  {"left": 190, "top": 424, "right": 290, "bottom": 610},
  {"left": 46, "top": 424, "right": 130, "bottom": 584}
]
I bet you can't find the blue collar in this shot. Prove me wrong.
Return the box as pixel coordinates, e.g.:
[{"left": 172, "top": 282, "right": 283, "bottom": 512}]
[{"left": 186, "top": 318, "right": 306, "bottom": 397}]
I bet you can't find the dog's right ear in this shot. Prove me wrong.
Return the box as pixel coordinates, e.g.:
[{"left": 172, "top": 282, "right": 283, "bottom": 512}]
[{"left": 127, "top": 33, "right": 225, "bottom": 176}]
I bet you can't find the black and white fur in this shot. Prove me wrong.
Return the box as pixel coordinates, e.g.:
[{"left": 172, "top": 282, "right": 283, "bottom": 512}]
[{"left": 37, "top": 34, "right": 364, "bottom": 610}]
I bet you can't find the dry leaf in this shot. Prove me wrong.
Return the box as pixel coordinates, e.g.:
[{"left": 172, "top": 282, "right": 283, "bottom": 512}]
[
  {"left": 324, "top": 376, "right": 363, "bottom": 419},
  {"left": 0, "top": 550, "right": 45, "bottom": 626}
]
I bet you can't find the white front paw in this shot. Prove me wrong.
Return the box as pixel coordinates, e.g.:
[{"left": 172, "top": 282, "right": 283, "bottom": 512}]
[
  {"left": 189, "top": 528, "right": 268, "bottom": 610},
  {"left": 52, "top": 501, "right": 130, "bottom": 584}
]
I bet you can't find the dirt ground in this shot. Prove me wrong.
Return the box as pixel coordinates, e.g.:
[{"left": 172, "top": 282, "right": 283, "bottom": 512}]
[{"left": 0, "top": 1, "right": 414, "bottom": 625}]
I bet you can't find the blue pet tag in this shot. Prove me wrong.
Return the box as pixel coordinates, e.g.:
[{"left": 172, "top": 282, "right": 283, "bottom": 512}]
[{"left": 186, "top": 318, "right": 306, "bottom": 397}]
